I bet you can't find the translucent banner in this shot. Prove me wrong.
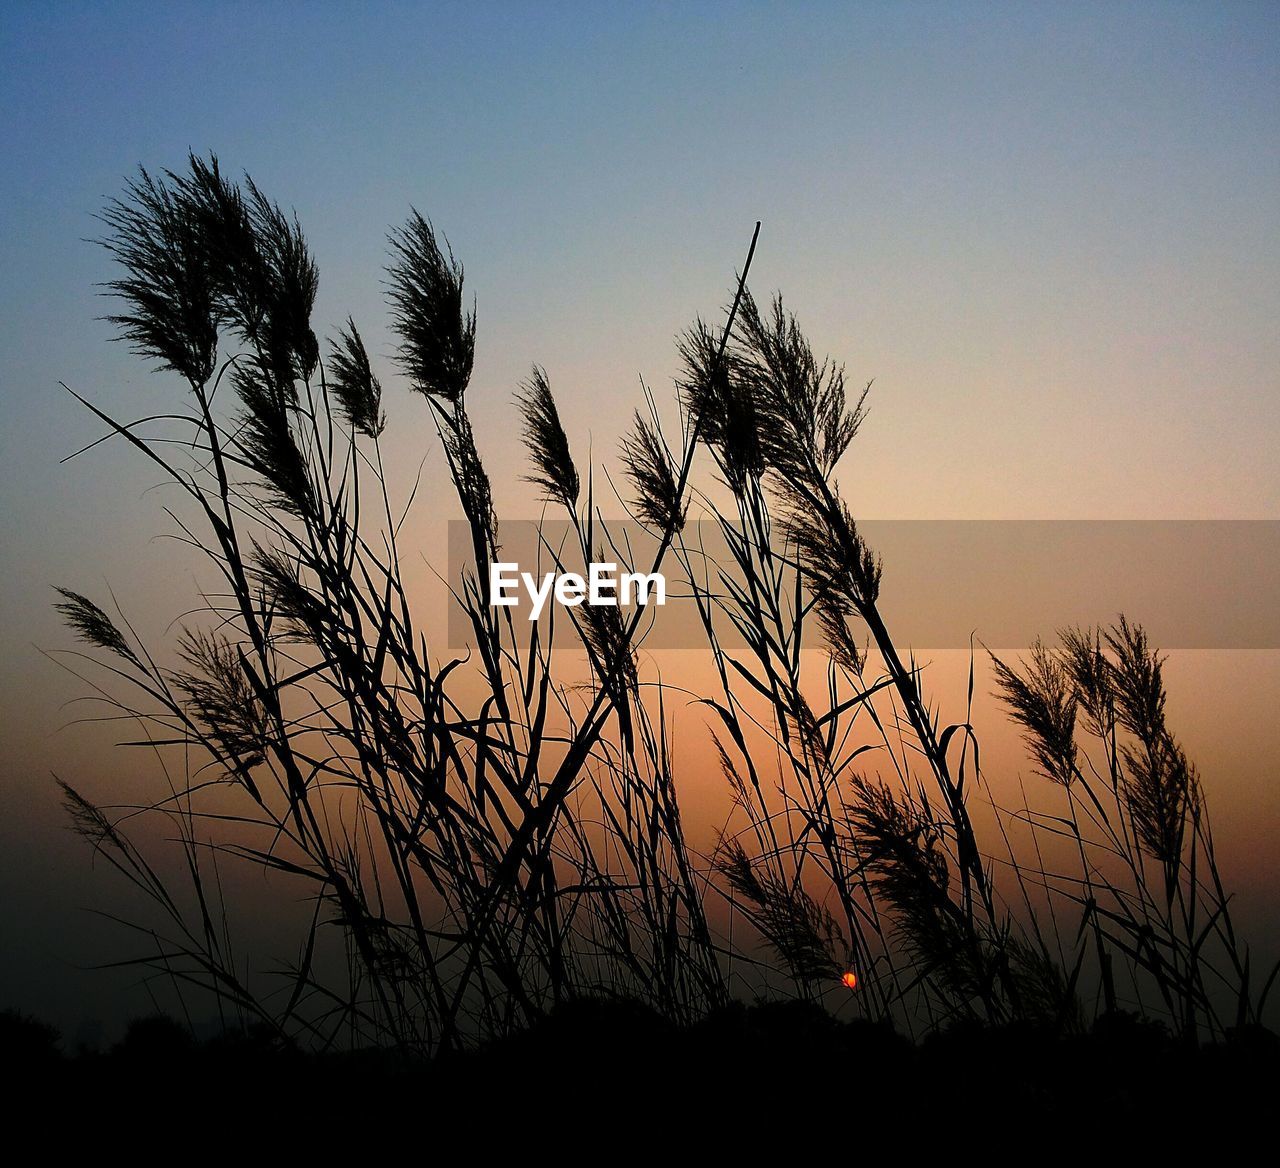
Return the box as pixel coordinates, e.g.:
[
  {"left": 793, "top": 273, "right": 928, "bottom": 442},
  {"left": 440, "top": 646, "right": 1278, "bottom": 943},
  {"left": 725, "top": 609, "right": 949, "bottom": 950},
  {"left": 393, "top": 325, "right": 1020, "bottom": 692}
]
[{"left": 448, "top": 519, "right": 1280, "bottom": 650}]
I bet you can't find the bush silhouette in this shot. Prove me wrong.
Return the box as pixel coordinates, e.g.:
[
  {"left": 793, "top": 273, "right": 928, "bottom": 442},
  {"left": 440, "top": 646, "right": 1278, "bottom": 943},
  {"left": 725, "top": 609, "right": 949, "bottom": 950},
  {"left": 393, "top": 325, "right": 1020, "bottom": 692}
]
[{"left": 0, "top": 1009, "right": 62, "bottom": 1068}]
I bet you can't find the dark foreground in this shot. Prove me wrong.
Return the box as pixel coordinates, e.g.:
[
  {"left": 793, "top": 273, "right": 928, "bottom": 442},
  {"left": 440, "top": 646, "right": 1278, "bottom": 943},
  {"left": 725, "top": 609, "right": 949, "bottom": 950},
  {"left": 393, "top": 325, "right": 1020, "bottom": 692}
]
[{"left": 5, "top": 1000, "right": 1276, "bottom": 1137}]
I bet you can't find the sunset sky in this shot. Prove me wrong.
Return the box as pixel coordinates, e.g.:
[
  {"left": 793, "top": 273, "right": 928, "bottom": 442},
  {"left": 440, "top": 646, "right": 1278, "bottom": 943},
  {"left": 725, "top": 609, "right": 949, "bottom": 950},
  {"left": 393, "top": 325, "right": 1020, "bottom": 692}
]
[{"left": 1, "top": 1, "right": 1277, "bottom": 1037}]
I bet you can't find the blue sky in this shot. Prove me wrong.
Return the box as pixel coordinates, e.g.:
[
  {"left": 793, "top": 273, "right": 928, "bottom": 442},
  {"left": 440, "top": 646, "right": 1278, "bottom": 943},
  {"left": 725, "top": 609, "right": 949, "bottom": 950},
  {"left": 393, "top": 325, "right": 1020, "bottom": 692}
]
[{"left": 3, "top": 2, "right": 1277, "bottom": 528}]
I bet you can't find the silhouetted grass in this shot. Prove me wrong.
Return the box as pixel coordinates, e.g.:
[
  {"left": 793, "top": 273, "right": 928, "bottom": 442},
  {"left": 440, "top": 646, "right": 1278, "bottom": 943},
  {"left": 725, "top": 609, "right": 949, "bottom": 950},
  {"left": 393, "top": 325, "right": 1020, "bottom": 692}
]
[{"left": 48, "top": 153, "right": 1277, "bottom": 1067}]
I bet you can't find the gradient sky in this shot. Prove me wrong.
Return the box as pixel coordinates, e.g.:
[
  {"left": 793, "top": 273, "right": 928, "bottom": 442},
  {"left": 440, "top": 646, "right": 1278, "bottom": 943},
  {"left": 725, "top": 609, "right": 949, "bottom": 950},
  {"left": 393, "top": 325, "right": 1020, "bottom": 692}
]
[{"left": 1, "top": 1, "right": 1277, "bottom": 1036}]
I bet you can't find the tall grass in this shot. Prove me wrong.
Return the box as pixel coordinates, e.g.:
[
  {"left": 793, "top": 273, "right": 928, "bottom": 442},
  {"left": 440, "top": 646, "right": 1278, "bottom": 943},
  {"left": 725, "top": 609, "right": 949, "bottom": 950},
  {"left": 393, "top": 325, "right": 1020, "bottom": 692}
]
[{"left": 54, "top": 154, "right": 1272, "bottom": 1051}]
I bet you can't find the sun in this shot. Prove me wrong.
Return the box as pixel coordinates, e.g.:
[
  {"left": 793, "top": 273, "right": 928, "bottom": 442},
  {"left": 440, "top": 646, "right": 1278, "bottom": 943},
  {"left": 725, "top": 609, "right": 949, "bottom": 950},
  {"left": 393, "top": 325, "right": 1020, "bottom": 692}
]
[{"left": 841, "top": 971, "right": 859, "bottom": 990}]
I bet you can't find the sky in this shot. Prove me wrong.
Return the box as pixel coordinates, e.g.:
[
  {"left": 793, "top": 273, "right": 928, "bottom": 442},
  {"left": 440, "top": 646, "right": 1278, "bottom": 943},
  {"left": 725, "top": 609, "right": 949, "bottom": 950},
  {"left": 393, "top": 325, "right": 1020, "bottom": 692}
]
[{"left": 1, "top": 1, "right": 1277, "bottom": 1037}]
